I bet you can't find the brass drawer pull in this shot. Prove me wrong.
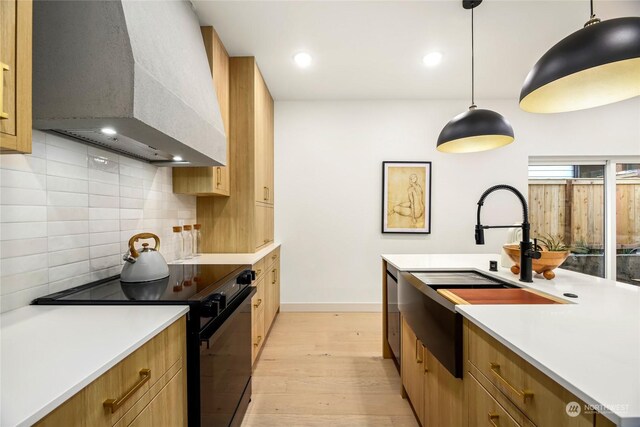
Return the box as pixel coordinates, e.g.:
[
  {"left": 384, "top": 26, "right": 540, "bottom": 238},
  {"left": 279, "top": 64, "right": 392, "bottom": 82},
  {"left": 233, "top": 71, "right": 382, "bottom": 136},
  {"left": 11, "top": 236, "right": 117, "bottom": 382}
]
[
  {"left": 254, "top": 298, "right": 262, "bottom": 308},
  {"left": 415, "top": 338, "right": 423, "bottom": 364},
  {"left": 216, "top": 167, "right": 222, "bottom": 187},
  {"left": 103, "top": 369, "right": 151, "bottom": 413},
  {"left": 272, "top": 269, "right": 277, "bottom": 284},
  {"left": 0, "top": 62, "right": 9, "bottom": 120},
  {"left": 488, "top": 412, "right": 500, "bottom": 427},
  {"left": 489, "top": 362, "right": 534, "bottom": 402},
  {"left": 256, "top": 268, "right": 262, "bottom": 276},
  {"left": 263, "top": 186, "right": 268, "bottom": 201},
  {"left": 254, "top": 335, "right": 262, "bottom": 347}
]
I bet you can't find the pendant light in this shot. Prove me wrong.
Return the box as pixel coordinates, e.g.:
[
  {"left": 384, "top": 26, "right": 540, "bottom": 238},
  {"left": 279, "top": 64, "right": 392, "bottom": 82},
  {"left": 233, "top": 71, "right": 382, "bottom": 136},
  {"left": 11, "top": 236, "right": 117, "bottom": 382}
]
[
  {"left": 520, "top": 0, "right": 640, "bottom": 113},
  {"left": 437, "top": 0, "right": 515, "bottom": 154}
]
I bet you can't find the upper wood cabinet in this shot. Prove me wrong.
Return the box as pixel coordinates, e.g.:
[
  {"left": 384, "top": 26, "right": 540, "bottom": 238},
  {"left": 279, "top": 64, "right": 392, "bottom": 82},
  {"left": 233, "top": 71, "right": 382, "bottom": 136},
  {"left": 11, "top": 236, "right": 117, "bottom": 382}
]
[
  {"left": 0, "top": 0, "right": 32, "bottom": 154},
  {"left": 254, "top": 69, "right": 274, "bottom": 205},
  {"left": 173, "top": 26, "right": 230, "bottom": 196},
  {"left": 197, "top": 57, "right": 275, "bottom": 252}
]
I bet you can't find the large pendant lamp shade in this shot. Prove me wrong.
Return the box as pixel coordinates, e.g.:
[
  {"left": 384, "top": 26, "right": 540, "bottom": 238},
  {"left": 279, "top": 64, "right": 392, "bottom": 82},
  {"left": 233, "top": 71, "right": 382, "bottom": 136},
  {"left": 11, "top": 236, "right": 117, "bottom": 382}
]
[
  {"left": 436, "top": 0, "right": 515, "bottom": 153},
  {"left": 520, "top": 4, "right": 640, "bottom": 113},
  {"left": 437, "top": 108, "right": 515, "bottom": 153}
]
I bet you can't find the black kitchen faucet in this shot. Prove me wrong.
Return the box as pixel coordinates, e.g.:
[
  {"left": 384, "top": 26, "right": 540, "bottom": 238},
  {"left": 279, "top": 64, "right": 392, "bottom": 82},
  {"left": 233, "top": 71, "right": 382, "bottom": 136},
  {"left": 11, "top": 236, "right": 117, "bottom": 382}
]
[{"left": 475, "top": 184, "right": 541, "bottom": 283}]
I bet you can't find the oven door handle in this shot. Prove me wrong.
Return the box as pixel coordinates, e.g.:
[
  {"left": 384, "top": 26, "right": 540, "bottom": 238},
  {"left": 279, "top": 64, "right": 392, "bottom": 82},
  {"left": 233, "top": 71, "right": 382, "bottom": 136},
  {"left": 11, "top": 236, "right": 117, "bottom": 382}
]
[{"left": 199, "top": 286, "right": 256, "bottom": 342}]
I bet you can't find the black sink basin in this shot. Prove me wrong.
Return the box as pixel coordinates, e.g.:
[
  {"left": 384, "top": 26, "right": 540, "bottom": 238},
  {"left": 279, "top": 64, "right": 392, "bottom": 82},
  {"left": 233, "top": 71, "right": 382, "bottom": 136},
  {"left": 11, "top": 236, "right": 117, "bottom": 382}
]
[{"left": 399, "top": 270, "right": 516, "bottom": 379}]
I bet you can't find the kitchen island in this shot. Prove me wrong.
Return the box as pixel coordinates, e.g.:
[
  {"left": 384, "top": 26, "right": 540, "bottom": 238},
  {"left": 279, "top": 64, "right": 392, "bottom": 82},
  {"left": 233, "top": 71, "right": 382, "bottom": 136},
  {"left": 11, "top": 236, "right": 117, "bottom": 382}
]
[{"left": 382, "top": 253, "right": 640, "bottom": 427}]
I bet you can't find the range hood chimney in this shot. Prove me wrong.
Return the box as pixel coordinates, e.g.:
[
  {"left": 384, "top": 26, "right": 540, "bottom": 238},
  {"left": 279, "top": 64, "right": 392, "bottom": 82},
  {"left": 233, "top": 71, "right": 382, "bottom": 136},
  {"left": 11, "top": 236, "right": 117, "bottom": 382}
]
[{"left": 33, "top": 0, "right": 226, "bottom": 166}]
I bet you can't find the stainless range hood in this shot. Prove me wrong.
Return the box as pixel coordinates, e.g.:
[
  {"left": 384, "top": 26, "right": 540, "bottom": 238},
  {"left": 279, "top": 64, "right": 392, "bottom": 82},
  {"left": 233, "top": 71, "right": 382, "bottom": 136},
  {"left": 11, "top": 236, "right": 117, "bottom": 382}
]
[{"left": 33, "top": 0, "right": 226, "bottom": 167}]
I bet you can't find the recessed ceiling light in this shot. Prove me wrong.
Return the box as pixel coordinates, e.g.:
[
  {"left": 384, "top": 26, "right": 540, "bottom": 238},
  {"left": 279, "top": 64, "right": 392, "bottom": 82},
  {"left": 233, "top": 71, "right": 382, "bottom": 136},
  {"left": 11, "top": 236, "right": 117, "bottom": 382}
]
[
  {"left": 173, "top": 156, "right": 183, "bottom": 161},
  {"left": 293, "top": 52, "right": 312, "bottom": 68},
  {"left": 100, "top": 127, "right": 117, "bottom": 135},
  {"left": 423, "top": 52, "right": 443, "bottom": 67}
]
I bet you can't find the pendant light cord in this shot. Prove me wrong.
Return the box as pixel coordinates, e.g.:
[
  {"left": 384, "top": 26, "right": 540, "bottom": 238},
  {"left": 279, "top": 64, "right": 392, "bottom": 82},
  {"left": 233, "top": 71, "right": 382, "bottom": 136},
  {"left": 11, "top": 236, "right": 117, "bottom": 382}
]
[
  {"left": 471, "top": 7, "right": 475, "bottom": 108},
  {"left": 590, "top": 0, "right": 594, "bottom": 18},
  {"left": 585, "top": 0, "right": 600, "bottom": 26}
]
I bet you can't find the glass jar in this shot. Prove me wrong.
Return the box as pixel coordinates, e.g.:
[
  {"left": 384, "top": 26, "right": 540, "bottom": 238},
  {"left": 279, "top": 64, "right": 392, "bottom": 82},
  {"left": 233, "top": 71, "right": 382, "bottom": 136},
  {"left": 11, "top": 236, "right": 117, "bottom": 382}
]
[
  {"left": 182, "top": 225, "right": 193, "bottom": 259},
  {"left": 193, "top": 224, "right": 202, "bottom": 256},
  {"left": 172, "top": 226, "right": 183, "bottom": 262}
]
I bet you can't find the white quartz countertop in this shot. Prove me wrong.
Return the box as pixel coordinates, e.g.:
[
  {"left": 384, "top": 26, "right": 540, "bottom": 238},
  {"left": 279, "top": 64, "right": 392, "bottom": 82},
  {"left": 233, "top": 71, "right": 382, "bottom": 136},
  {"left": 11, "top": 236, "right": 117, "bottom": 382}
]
[
  {"left": 382, "top": 253, "right": 640, "bottom": 427},
  {"left": 173, "top": 242, "right": 281, "bottom": 266},
  {"left": 0, "top": 305, "right": 189, "bottom": 427}
]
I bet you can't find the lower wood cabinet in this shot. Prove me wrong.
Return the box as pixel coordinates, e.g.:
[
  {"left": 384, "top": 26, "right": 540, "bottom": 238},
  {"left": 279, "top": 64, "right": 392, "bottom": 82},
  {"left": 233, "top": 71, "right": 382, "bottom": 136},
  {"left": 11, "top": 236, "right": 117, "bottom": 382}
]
[
  {"left": 463, "top": 319, "right": 615, "bottom": 427},
  {"left": 35, "top": 317, "right": 187, "bottom": 427},
  {"left": 251, "top": 246, "right": 280, "bottom": 366},
  {"left": 401, "top": 317, "right": 463, "bottom": 427}
]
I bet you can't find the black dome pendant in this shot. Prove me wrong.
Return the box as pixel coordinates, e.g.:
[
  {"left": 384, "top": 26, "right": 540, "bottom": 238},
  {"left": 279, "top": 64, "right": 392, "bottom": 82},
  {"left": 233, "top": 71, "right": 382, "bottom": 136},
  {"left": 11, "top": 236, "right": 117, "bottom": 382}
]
[
  {"left": 436, "top": 1, "right": 515, "bottom": 153},
  {"left": 437, "top": 107, "right": 514, "bottom": 153},
  {"left": 520, "top": 4, "right": 640, "bottom": 113}
]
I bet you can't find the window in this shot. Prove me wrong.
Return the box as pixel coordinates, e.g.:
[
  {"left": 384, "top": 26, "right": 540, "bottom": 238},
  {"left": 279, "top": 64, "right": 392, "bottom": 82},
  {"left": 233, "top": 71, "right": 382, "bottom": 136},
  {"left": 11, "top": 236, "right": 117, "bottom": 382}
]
[
  {"left": 616, "top": 163, "right": 640, "bottom": 285},
  {"left": 528, "top": 163, "right": 605, "bottom": 278}
]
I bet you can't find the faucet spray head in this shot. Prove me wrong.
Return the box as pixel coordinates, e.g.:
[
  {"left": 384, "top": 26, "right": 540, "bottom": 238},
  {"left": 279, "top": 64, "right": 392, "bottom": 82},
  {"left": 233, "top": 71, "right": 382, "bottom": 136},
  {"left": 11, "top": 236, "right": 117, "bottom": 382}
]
[{"left": 475, "top": 224, "right": 485, "bottom": 245}]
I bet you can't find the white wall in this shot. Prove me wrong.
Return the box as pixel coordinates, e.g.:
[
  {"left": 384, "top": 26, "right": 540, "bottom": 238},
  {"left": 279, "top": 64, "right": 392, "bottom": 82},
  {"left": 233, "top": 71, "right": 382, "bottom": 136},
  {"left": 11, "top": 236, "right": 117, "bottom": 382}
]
[
  {"left": 275, "top": 98, "right": 640, "bottom": 309},
  {"left": 0, "top": 131, "right": 197, "bottom": 313}
]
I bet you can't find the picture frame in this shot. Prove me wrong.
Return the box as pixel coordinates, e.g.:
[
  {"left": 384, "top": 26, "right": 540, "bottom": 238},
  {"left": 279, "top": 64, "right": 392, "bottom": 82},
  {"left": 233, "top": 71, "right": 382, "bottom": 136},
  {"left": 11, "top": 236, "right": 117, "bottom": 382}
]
[{"left": 382, "top": 161, "right": 432, "bottom": 234}]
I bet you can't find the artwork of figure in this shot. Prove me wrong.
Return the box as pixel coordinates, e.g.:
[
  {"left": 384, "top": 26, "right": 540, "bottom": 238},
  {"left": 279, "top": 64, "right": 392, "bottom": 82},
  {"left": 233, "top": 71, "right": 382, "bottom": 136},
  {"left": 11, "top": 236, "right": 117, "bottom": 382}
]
[
  {"left": 388, "top": 173, "right": 424, "bottom": 225},
  {"left": 383, "top": 162, "right": 431, "bottom": 233}
]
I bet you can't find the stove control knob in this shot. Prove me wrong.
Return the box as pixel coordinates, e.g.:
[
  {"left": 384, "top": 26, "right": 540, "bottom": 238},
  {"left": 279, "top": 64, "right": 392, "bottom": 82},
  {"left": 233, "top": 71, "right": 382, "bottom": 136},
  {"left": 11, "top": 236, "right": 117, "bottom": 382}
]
[
  {"left": 238, "top": 270, "right": 255, "bottom": 285},
  {"left": 212, "top": 292, "right": 226, "bottom": 310},
  {"left": 201, "top": 300, "right": 218, "bottom": 318}
]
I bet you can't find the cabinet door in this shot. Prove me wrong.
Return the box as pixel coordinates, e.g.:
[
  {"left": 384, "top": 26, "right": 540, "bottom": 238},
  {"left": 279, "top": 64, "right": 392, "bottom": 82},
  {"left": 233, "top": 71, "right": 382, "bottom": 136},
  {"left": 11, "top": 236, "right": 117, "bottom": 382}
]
[
  {"left": 424, "top": 348, "right": 463, "bottom": 427},
  {"left": 255, "top": 203, "right": 274, "bottom": 250},
  {"left": 264, "top": 83, "right": 274, "bottom": 204},
  {"left": 128, "top": 369, "right": 186, "bottom": 427},
  {"left": 0, "top": 0, "right": 31, "bottom": 154},
  {"left": 265, "top": 260, "right": 279, "bottom": 333},
  {"left": 254, "top": 65, "right": 267, "bottom": 204},
  {"left": 401, "top": 317, "right": 424, "bottom": 424},
  {"left": 251, "top": 276, "right": 266, "bottom": 365}
]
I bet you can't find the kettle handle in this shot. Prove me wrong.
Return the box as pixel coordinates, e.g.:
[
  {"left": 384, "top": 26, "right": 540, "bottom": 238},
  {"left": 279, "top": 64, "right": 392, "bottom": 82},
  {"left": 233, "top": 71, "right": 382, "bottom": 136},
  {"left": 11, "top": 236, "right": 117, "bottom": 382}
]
[{"left": 128, "top": 233, "right": 161, "bottom": 259}]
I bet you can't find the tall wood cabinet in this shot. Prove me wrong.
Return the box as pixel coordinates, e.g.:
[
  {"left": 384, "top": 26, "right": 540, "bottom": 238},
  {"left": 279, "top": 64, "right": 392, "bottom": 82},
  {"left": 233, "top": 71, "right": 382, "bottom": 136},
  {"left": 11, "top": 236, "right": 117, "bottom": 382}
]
[
  {"left": 173, "top": 26, "right": 230, "bottom": 196},
  {"left": 0, "top": 0, "right": 32, "bottom": 154},
  {"left": 197, "top": 57, "right": 275, "bottom": 253}
]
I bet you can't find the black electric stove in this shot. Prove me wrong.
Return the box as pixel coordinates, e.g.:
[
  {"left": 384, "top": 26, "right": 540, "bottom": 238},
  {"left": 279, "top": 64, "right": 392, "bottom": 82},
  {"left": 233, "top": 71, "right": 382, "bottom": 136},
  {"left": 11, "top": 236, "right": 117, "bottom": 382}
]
[{"left": 33, "top": 263, "right": 257, "bottom": 427}]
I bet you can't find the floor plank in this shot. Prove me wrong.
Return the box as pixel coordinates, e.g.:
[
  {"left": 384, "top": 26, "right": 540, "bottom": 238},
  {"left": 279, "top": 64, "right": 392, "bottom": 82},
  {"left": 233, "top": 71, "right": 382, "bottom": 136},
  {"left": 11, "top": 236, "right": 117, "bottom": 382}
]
[{"left": 242, "top": 312, "right": 418, "bottom": 426}]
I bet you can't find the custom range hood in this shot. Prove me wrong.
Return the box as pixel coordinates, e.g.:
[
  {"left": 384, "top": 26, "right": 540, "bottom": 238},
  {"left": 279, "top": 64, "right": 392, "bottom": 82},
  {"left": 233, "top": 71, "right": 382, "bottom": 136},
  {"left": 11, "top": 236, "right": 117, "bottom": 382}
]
[{"left": 33, "top": 0, "right": 226, "bottom": 166}]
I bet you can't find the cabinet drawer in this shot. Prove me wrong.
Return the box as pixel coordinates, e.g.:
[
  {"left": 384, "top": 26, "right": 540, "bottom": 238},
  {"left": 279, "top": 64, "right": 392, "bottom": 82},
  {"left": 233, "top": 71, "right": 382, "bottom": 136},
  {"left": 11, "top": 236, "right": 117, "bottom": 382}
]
[
  {"left": 467, "top": 322, "right": 592, "bottom": 427},
  {"left": 253, "top": 257, "right": 266, "bottom": 281},
  {"left": 266, "top": 247, "right": 279, "bottom": 268},
  {"left": 468, "top": 373, "right": 521, "bottom": 427},
  {"left": 36, "top": 317, "right": 186, "bottom": 427}
]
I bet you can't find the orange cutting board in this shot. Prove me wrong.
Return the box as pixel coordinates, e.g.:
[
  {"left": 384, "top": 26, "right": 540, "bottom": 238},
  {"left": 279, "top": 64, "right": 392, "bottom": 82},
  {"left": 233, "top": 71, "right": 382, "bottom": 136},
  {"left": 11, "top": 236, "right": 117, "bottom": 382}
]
[{"left": 437, "top": 288, "right": 565, "bottom": 305}]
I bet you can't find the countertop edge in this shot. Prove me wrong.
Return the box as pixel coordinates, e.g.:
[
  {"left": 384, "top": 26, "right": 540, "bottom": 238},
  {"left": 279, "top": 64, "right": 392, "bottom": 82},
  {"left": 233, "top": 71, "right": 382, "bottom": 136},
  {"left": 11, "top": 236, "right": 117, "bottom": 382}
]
[
  {"left": 173, "top": 242, "right": 281, "bottom": 266},
  {"left": 15, "top": 306, "right": 189, "bottom": 427}
]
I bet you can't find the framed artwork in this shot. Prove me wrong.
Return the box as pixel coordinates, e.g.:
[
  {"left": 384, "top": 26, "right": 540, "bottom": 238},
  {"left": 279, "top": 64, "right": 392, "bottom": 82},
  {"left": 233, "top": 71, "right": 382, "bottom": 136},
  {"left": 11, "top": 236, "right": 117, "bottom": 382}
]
[{"left": 382, "top": 161, "right": 432, "bottom": 234}]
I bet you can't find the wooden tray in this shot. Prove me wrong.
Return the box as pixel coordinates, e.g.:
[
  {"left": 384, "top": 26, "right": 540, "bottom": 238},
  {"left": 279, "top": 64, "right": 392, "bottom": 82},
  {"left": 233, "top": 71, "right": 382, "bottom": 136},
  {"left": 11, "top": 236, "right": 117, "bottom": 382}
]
[{"left": 437, "top": 288, "right": 566, "bottom": 305}]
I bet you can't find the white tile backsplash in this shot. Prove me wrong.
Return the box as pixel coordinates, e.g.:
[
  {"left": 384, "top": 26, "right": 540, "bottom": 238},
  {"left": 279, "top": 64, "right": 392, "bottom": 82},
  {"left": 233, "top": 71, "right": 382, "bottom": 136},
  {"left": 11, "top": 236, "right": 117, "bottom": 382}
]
[{"left": 0, "top": 131, "right": 196, "bottom": 313}]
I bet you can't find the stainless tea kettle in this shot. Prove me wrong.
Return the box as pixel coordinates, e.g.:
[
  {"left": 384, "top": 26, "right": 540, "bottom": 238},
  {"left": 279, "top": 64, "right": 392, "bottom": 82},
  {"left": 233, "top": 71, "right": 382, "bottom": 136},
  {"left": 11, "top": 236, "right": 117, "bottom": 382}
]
[{"left": 121, "top": 233, "right": 170, "bottom": 283}]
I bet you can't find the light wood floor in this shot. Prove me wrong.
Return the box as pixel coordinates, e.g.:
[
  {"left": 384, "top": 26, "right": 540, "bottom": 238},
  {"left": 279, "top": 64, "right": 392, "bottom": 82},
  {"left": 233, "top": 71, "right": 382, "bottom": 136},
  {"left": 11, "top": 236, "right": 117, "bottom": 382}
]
[{"left": 241, "top": 312, "right": 418, "bottom": 427}]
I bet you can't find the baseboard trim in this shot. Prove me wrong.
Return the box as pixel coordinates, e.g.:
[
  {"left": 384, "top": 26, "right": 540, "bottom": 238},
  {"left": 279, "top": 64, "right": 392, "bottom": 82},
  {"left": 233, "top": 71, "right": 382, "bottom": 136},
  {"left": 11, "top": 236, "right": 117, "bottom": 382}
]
[{"left": 280, "top": 303, "right": 381, "bottom": 312}]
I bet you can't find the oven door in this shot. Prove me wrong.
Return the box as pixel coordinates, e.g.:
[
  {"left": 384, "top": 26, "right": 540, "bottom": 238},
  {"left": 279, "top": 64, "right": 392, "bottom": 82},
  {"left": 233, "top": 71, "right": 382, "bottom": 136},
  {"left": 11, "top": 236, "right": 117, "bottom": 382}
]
[{"left": 199, "top": 288, "right": 254, "bottom": 427}]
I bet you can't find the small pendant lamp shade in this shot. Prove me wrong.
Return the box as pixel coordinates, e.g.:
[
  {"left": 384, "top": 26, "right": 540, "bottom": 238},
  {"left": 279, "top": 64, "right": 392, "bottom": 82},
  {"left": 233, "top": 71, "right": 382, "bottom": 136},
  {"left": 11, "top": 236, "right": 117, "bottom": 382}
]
[
  {"left": 437, "top": 0, "right": 515, "bottom": 154},
  {"left": 520, "top": 17, "right": 640, "bottom": 113},
  {"left": 436, "top": 108, "right": 515, "bottom": 153}
]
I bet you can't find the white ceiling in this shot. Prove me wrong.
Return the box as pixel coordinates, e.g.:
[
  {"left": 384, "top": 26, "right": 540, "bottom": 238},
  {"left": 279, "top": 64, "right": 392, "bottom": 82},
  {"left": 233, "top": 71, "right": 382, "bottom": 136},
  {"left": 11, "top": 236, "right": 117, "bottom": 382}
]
[{"left": 193, "top": 0, "right": 640, "bottom": 101}]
